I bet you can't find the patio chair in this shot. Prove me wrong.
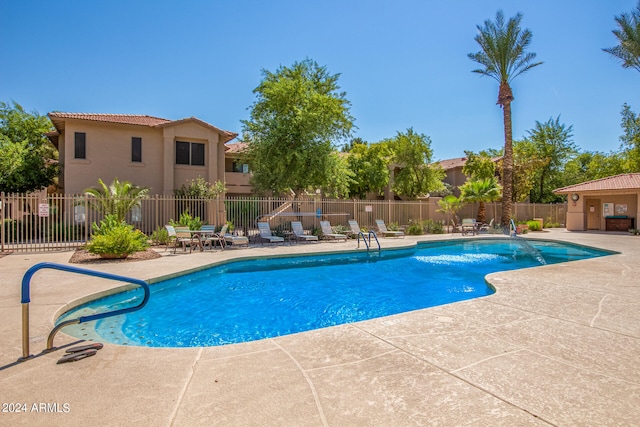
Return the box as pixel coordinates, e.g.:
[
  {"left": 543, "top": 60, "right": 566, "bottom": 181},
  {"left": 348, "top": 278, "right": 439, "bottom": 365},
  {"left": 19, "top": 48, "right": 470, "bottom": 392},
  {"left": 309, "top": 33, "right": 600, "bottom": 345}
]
[
  {"left": 199, "top": 224, "right": 224, "bottom": 250},
  {"left": 257, "top": 222, "right": 285, "bottom": 245},
  {"left": 375, "top": 219, "right": 404, "bottom": 238},
  {"left": 319, "top": 221, "right": 347, "bottom": 241},
  {"left": 220, "top": 224, "right": 250, "bottom": 248},
  {"left": 460, "top": 218, "right": 478, "bottom": 236},
  {"left": 291, "top": 221, "right": 318, "bottom": 243},
  {"left": 168, "top": 225, "right": 198, "bottom": 253}
]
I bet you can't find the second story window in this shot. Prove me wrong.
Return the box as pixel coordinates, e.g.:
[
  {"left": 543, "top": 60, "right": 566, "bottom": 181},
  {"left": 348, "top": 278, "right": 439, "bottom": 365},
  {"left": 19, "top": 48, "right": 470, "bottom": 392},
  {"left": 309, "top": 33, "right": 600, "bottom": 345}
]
[
  {"left": 176, "top": 141, "right": 205, "bottom": 166},
  {"left": 132, "top": 137, "right": 142, "bottom": 162},
  {"left": 74, "top": 132, "right": 86, "bottom": 159}
]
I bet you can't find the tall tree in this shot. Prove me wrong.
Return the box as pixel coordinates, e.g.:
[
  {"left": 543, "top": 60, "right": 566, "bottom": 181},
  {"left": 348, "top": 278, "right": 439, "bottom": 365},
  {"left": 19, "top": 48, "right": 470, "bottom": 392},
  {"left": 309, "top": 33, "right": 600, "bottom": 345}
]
[
  {"left": 469, "top": 10, "right": 542, "bottom": 226},
  {"left": 0, "top": 101, "right": 58, "bottom": 193},
  {"left": 524, "top": 116, "right": 576, "bottom": 203},
  {"left": 603, "top": 1, "right": 640, "bottom": 72},
  {"left": 462, "top": 150, "right": 497, "bottom": 180},
  {"left": 563, "top": 151, "right": 626, "bottom": 184},
  {"left": 619, "top": 103, "right": 640, "bottom": 171},
  {"left": 346, "top": 141, "right": 390, "bottom": 199},
  {"left": 385, "top": 128, "right": 445, "bottom": 199},
  {"left": 242, "top": 59, "right": 355, "bottom": 196}
]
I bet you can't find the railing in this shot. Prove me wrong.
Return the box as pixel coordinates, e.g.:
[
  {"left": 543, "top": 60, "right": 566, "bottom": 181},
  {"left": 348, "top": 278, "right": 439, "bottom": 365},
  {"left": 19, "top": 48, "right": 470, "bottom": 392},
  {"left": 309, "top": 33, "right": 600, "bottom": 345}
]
[
  {"left": 356, "top": 230, "right": 380, "bottom": 251},
  {"left": 19, "top": 262, "right": 150, "bottom": 361},
  {"left": 1, "top": 191, "right": 568, "bottom": 253}
]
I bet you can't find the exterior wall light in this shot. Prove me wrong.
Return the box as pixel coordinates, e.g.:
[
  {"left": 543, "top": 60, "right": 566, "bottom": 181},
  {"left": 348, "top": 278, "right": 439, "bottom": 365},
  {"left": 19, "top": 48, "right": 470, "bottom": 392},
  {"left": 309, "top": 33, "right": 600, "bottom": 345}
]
[{"left": 571, "top": 193, "right": 580, "bottom": 202}]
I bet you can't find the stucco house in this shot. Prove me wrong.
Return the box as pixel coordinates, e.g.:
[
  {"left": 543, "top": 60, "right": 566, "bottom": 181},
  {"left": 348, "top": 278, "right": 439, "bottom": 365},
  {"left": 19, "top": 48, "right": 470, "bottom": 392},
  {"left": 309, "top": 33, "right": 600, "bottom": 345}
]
[
  {"left": 46, "top": 112, "right": 242, "bottom": 195},
  {"left": 554, "top": 173, "right": 640, "bottom": 232}
]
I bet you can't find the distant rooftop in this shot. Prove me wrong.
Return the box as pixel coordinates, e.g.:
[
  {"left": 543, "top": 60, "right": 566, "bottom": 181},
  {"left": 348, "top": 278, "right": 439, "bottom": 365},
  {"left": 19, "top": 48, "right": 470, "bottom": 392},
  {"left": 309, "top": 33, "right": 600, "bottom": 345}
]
[{"left": 554, "top": 173, "right": 640, "bottom": 193}]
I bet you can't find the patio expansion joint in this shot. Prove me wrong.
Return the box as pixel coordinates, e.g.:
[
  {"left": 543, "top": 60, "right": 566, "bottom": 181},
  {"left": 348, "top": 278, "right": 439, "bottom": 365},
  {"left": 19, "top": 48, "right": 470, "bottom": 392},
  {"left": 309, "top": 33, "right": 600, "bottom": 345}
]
[
  {"left": 351, "top": 324, "right": 559, "bottom": 425},
  {"left": 272, "top": 340, "right": 329, "bottom": 427},
  {"left": 590, "top": 294, "right": 609, "bottom": 328},
  {"left": 168, "top": 347, "right": 203, "bottom": 426}
]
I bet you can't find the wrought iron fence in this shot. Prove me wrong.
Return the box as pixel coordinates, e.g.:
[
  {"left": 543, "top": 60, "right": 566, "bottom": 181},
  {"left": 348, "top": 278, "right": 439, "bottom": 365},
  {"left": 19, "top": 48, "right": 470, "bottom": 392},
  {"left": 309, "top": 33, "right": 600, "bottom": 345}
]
[{"left": 1, "top": 192, "right": 567, "bottom": 253}]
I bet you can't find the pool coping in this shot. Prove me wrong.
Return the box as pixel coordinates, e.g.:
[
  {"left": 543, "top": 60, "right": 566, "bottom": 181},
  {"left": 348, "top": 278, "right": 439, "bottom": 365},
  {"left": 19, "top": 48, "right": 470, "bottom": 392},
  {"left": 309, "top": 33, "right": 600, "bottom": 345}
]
[{"left": 1, "top": 229, "right": 639, "bottom": 426}]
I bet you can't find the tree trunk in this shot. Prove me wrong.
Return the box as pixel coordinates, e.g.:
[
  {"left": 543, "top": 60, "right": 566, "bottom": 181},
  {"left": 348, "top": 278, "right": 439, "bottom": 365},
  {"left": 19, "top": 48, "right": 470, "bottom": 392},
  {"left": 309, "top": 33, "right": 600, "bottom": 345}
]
[
  {"left": 477, "top": 201, "right": 486, "bottom": 224},
  {"left": 501, "top": 100, "right": 513, "bottom": 227}
]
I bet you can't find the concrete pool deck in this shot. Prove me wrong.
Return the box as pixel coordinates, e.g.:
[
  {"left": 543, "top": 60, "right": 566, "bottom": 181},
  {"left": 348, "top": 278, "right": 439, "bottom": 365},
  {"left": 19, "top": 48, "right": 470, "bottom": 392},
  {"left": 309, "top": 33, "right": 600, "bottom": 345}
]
[{"left": 1, "top": 229, "right": 639, "bottom": 426}]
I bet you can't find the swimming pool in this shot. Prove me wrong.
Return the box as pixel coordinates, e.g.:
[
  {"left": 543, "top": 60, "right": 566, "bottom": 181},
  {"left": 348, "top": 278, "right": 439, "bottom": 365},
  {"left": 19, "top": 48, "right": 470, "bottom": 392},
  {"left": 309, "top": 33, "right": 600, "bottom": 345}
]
[{"left": 58, "top": 238, "right": 612, "bottom": 347}]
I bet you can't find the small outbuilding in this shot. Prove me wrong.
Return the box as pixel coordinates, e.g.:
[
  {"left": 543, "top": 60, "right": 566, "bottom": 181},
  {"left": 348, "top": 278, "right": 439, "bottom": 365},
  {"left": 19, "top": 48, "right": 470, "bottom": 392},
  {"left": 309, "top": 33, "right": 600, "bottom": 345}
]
[{"left": 554, "top": 173, "right": 640, "bottom": 232}]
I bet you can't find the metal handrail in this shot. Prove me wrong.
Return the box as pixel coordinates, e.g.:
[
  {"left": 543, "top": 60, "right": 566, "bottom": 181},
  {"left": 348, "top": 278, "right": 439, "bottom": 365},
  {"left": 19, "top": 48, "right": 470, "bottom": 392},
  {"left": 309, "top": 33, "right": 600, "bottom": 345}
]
[
  {"left": 368, "top": 230, "right": 381, "bottom": 251},
  {"left": 356, "top": 231, "right": 369, "bottom": 250},
  {"left": 356, "top": 230, "right": 380, "bottom": 251},
  {"left": 19, "top": 262, "right": 150, "bottom": 361}
]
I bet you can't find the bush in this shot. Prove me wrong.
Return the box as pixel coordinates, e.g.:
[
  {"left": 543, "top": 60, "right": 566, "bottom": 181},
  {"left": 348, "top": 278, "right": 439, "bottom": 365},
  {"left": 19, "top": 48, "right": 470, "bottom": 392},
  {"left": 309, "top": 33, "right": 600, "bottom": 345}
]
[
  {"left": 150, "top": 226, "right": 169, "bottom": 246},
  {"left": 86, "top": 214, "right": 148, "bottom": 257},
  {"left": 526, "top": 220, "right": 542, "bottom": 232},
  {"left": 405, "top": 221, "right": 424, "bottom": 235},
  {"left": 423, "top": 219, "right": 445, "bottom": 234},
  {"left": 170, "top": 211, "right": 203, "bottom": 230}
]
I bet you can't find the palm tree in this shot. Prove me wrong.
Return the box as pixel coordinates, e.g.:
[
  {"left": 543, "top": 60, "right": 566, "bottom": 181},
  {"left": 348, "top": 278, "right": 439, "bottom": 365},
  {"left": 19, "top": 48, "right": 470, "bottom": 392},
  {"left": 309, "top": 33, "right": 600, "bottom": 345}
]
[
  {"left": 437, "top": 195, "right": 463, "bottom": 231},
  {"left": 603, "top": 1, "right": 640, "bottom": 72},
  {"left": 84, "top": 178, "right": 149, "bottom": 222},
  {"left": 468, "top": 10, "right": 542, "bottom": 227},
  {"left": 459, "top": 177, "right": 502, "bottom": 224}
]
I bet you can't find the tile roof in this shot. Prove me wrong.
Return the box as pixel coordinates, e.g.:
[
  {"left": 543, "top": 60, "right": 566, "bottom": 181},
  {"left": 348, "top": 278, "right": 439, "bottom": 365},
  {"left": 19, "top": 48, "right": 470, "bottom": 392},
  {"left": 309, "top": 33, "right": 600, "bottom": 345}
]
[
  {"left": 437, "top": 157, "right": 468, "bottom": 170},
  {"left": 554, "top": 173, "right": 640, "bottom": 193},
  {"left": 48, "top": 112, "right": 171, "bottom": 127},
  {"left": 225, "top": 142, "right": 248, "bottom": 154},
  {"left": 47, "top": 112, "right": 238, "bottom": 143}
]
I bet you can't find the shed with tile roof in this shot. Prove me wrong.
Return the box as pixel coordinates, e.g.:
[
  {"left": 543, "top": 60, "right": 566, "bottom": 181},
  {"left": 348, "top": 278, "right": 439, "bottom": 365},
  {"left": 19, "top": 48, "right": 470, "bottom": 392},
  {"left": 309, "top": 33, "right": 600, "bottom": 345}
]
[
  {"left": 553, "top": 173, "right": 640, "bottom": 231},
  {"left": 47, "top": 112, "right": 238, "bottom": 195}
]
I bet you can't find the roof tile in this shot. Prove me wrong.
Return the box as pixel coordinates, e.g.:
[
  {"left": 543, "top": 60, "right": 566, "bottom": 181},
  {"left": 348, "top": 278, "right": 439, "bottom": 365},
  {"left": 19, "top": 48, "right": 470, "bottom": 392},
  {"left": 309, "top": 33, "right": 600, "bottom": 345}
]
[
  {"left": 48, "top": 112, "right": 171, "bottom": 127},
  {"left": 554, "top": 173, "right": 640, "bottom": 193}
]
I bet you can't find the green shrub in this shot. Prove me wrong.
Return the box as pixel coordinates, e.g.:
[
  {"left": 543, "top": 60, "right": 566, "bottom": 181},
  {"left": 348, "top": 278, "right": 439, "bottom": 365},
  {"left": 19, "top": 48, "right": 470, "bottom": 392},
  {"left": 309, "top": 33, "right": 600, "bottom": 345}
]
[
  {"left": 387, "top": 221, "right": 400, "bottom": 231},
  {"left": 405, "top": 221, "right": 424, "bottom": 235},
  {"left": 423, "top": 219, "right": 445, "bottom": 234},
  {"left": 170, "top": 211, "right": 203, "bottom": 230},
  {"left": 526, "top": 220, "right": 542, "bottom": 231},
  {"left": 150, "top": 226, "right": 169, "bottom": 246},
  {"left": 86, "top": 214, "right": 148, "bottom": 257}
]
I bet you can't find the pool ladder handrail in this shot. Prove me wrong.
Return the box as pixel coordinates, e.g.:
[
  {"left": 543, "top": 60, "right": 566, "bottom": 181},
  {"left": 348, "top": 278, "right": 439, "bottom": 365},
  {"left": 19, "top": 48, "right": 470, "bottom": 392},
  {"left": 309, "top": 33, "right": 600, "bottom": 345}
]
[
  {"left": 509, "top": 218, "right": 517, "bottom": 237},
  {"left": 19, "top": 262, "right": 150, "bottom": 361},
  {"left": 356, "top": 230, "right": 380, "bottom": 251}
]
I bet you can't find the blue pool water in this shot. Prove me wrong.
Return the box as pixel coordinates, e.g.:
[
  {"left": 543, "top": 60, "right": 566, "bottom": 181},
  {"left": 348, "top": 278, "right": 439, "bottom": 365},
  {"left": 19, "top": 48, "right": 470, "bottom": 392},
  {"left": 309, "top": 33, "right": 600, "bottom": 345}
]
[{"left": 59, "top": 238, "right": 612, "bottom": 347}]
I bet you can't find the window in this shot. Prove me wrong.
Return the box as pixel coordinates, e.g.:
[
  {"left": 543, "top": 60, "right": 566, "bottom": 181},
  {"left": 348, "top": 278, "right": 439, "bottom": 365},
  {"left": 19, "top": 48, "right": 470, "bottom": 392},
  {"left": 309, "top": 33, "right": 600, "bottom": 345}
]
[
  {"left": 191, "top": 142, "right": 205, "bottom": 166},
  {"left": 175, "top": 141, "right": 205, "bottom": 166},
  {"left": 232, "top": 161, "right": 249, "bottom": 173},
  {"left": 131, "top": 137, "right": 142, "bottom": 162},
  {"left": 74, "top": 132, "right": 86, "bottom": 159}
]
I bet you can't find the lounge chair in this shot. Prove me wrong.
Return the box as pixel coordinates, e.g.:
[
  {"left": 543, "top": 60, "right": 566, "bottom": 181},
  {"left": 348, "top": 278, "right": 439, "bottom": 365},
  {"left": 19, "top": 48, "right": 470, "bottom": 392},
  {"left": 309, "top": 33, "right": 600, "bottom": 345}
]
[
  {"left": 220, "top": 224, "right": 249, "bottom": 248},
  {"left": 461, "top": 218, "right": 478, "bottom": 236},
  {"left": 319, "top": 221, "right": 347, "bottom": 241},
  {"left": 375, "top": 219, "right": 404, "bottom": 238},
  {"left": 291, "top": 221, "right": 318, "bottom": 243},
  {"left": 257, "top": 222, "right": 285, "bottom": 245},
  {"left": 348, "top": 220, "right": 368, "bottom": 236},
  {"left": 478, "top": 219, "right": 494, "bottom": 233}
]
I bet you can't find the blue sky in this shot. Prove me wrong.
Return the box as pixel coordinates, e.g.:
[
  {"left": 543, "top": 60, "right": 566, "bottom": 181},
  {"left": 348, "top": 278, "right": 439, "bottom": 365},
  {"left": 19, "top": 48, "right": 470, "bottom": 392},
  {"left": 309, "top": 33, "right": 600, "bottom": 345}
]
[{"left": 1, "top": 0, "right": 637, "bottom": 160}]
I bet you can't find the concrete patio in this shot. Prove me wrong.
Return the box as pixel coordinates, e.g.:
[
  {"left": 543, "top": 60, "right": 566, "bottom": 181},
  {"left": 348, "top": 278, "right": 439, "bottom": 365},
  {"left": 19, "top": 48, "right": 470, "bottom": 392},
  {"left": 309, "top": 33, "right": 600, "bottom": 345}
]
[{"left": 1, "top": 229, "right": 639, "bottom": 426}]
